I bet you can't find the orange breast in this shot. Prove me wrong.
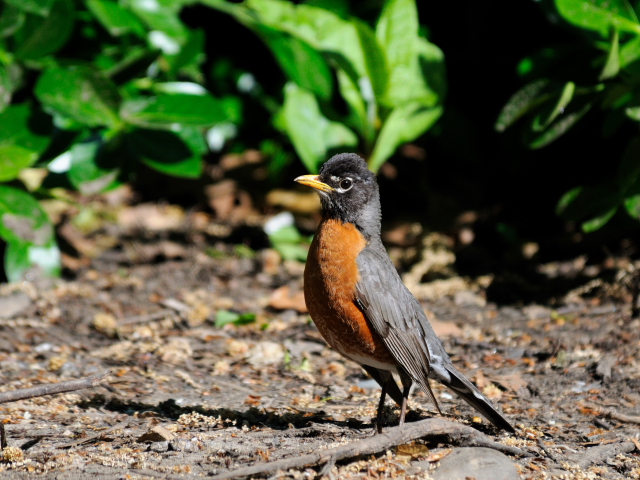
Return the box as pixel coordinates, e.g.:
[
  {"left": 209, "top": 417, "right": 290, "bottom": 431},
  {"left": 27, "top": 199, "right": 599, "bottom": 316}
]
[{"left": 304, "top": 219, "right": 397, "bottom": 368}]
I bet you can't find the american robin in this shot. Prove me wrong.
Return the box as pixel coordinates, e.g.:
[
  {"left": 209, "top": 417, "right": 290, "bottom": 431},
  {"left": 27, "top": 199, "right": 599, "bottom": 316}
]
[{"left": 295, "top": 153, "right": 514, "bottom": 433}]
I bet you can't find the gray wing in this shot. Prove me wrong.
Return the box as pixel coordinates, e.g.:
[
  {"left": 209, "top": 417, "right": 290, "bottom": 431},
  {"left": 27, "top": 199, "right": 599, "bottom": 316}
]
[
  {"left": 355, "top": 242, "right": 451, "bottom": 403},
  {"left": 356, "top": 241, "right": 515, "bottom": 432}
]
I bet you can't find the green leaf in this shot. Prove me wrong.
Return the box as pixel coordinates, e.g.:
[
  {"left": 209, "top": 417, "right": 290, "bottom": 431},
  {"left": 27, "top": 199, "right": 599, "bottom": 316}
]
[
  {"left": 67, "top": 139, "right": 121, "bottom": 194},
  {"left": 529, "top": 102, "right": 592, "bottom": 149},
  {"left": 120, "top": 94, "right": 227, "bottom": 129},
  {"left": 369, "top": 103, "right": 442, "bottom": 172},
  {"left": 86, "top": 0, "right": 146, "bottom": 37},
  {"left": 0, "top": 4, "right": 25, "bottom": 38},
  {"left": 0, "top": 64, "right": 22, "bottom": 112},
  {"left": 624, "top": 194, "right": 640, "bottom": 219},
  {"left": 599, "top": 28, "right": 620, "bottom": 80},
  {"left": 258, "top": 26, "right": 333, "bottom": 100},
  {"left": 532, "top": 81, "right": 575, "bottom": 132},
  {"left": 582, "top": 207, "right": 617, "bottom": 232},
  {"left": 128, "top": 0, "right": 189, "bottom": 45},
  {"left": 620, "top": 35, "right": 640, "bottom": 73},
  {"left": 495, "top": 79, "right": 551, "bottom": 132},
  {"left": 376, "top": 0, "right": 418, "bottom": 71},
  {"left": 0, "top": 185, "right": 54, "bottom": 247},
  {"left": 354, "top": 19, "right": 388, "bottom": 102},
  {"left": 4, "top": 241, "right": 60, "bottom": 282},
  {"left": 336, "top": 67, "right": 373, "bottom": 145},
  {"left": 35, "top": 66, "right": 120, "bottom": 128},
  {"left": 555, "top": 0, "right": 640, "bottom": 37},
  {"left": 5, "top": 0, "right": 54, "bottom": 16},
  {"left": 128, "top": 129, "right": 203, "bottom": 178},
  {"left": 0, "top": 104, "right": 50, "bottom": 181},
  {"left": 281, "top": 83, "right": 357, "bottom": 173},
  {"left": 167, "top": 28, "right": 205, "bottom": 74},
  {"left": 14, "top": 0, "right": 75, "bottom": 60},
  {"left": 556, "top": 186, "right": 583, "bottom": 215},
  {"left": 215, "top": 310, "right": 256, "bottom": 327}
]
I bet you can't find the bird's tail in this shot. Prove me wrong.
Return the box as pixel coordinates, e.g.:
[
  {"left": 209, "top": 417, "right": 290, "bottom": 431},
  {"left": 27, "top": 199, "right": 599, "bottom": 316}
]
[{"left": 436, "top": 364, "right": 515, "bottom": 433}]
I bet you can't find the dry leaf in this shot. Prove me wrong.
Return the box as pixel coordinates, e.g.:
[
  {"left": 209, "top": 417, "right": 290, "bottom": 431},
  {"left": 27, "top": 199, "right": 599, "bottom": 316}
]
[
  {"left": 268, "top": 286, "right": 307, "bottom": 313},
  {"left": 489, "top": 373, "right": 528, "bottom": 392},
  {"left": 137, "top": 425, "right": 175, "bottom": 443},
  {"left": 396, "top": 443, "right": 430, "bottom": 458}
]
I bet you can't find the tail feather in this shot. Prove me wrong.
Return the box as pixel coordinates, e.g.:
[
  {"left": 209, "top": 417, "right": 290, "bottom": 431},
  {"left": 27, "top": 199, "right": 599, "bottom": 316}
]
[{"left": 439, "top": 365, "right": 515, "bottom": 433}]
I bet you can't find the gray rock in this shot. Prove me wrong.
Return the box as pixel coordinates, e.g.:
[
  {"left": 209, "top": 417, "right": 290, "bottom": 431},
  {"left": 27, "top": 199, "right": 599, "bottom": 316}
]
[{"left": 429, "top": 447, "right": 519, "bottom": 480}]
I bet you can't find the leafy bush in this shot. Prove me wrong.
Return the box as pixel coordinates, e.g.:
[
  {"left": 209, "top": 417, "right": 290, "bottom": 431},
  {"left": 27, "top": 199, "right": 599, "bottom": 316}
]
[
  {"left": 0, "top": 0, "right": 445, "bottom": 281},
  {"left": 205, "top": 0, "right": 446, "bottom": 173},
  {"left": 496, "top": 0, "right": 640, "bottom": 232},
  {"left": 0, "top": 0, "right": 242, "bottom": 281}
]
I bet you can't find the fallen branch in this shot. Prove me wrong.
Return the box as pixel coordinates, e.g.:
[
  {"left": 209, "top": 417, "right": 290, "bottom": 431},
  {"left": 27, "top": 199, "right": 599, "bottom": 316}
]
[
  {"left": 585, "top": 403, "right": 640, "bottom": 425},
  {"left": 0, "top": 371, "right": 110, "bottom": 404},
  {"left": 209, "top": 418, "right": 528, "bottom": 480},
  {"left": 577, "top": 441, "right": 636, "bottom": 469}
]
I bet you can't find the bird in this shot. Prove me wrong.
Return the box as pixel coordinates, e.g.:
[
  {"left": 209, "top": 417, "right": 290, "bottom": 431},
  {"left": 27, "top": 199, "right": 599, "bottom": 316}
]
[{"left": 295, "top": 153, "right": 514, "bottom": 433}]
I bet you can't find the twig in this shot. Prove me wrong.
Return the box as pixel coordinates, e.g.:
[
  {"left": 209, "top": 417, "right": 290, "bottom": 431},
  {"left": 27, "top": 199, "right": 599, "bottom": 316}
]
[
  {"left": 209, "top": 418, "right": 528, "bottom": 480},
  {"left": 577, "top": 441, "right": 636, "bottom": 469},
  {"left": 0, "top": 371, "right": 110, "bottom": 404},
  {"left": 59, "top": 417, "right": 132, "bottom": 449},
  {"left": 585, "top": 403, "right": 640, "bottom": 425},
  {"left": 118, "top": 309, "right": 174, "bottom": 326},
  {"left": 537, "top": 438, "right": 558, "bottom": 463},
  {"left": 0, "top": 423, "right": 7, "bottom": 449}
]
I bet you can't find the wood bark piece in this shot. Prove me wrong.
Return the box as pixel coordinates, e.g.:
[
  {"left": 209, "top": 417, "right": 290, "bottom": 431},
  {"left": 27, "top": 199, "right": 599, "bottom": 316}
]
[
  {"left": 209, "top": 418, "right": 528, "bottom": 480},
  {"left": 577, "top": 441, "right": 636, "bottom": 469},
  {"left": 586, "top": 403, "right": 640, "bottom": 425},
  {"left": 0, "top": 371, "right": 110, "bottom": 404}
]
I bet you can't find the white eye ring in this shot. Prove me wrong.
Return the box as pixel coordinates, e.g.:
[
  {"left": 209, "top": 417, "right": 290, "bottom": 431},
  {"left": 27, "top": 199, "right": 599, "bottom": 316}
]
[{"left": 338, "top": 178, "right": 353, "bottom": 192}]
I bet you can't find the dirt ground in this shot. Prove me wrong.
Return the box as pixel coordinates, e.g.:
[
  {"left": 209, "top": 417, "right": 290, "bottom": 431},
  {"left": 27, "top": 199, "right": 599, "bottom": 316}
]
[{"left": 1, "top": 200, "right": 639, "bottom": 479}]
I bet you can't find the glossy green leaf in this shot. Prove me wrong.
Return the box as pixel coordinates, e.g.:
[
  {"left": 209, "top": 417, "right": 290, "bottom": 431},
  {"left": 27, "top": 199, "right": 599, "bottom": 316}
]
[
  {"left": 167, "top": 28, "right": 205, "bottom": 74},
  {"left": 376, "top": 0, "right": 418, "bottom": 70},
  {"left": 626, "top": 105, "right": 640, "bottom": 120},
  {"left": 86, "top": 0, "right": 146, "bottom": 37},
  {"left": 624, "top": 194, "right": 640, "bottom": 219},
  {"left": 258, "top": 26, "right": 333, "bottom": 100},
  {"left": 369, "top": 103, "right": 442, "bottom": 172},
  {"left": 0, "top": 104, "right": 50, "bottom": 181},
  {"left": 128, "top": 0, "right": 188, "bottom": 45},
  {"left": 0, "top": 4, "right": 25, "bottom": 38},
  {"left": 35, "top": 66, "right": 120, "bottom": 128},
  {"left": 529, "top": 102, "right": 592, "bottom": 149},
  {"left": 281, "top": 83, "right": 357, "bottom": 173},
  {"left": 555, "top": 0, "right": 640, "bottom": 36},
  {"left": 0, "top": 185, "right": 54, "bottom": 247},
  {"left": 582, "top": 207, "right": 617, "bottom": 232},
  {"left": 215, "top": 310, "right": 256, "bottom": 327},
  {"left": 620, "top": 35, "right": 640, "bottom": 73},
  {"left": 128, "top": 129, "right": 203, "bottom": 178},
  {"left": 5, "top": 241, "right": 60, "bottom": 282},
  {"left": 5, "top": 0, "right": 54, "bottom": 16},
  {"left": 121, "top": 94, "right": 227, "bottom": 129},
  {"left": 495, "top": 79, "right": 551, "bottom": 132},
  {"left": 354, "top": 19, "right": 387, "bottom": 102},
  {"left": 599, "top": 28, "right": 620, "bottom": 80},
  {"left": 556, "top": 186, "right": 583, "bottom": 215},
  {"left": 14, "top": 0, "right": 74, "bottom": 60},
  {"left": 336, "top": 67, "right": 373, "bottom": 145},
  {"left": 532, "top": 81, "right": 575, "bottom": 132},
  {"left": 67, "top": 139, "right": 121, "bottom": 194}
]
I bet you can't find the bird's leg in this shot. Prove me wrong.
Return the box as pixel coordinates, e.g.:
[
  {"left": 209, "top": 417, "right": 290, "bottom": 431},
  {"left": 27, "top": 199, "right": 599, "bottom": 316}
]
[
  {"left": 375, "top": 371, "right": 391, "bottom": 434},
  {"left": 398, "top": 369, "right": 413, "bottom": 426}
]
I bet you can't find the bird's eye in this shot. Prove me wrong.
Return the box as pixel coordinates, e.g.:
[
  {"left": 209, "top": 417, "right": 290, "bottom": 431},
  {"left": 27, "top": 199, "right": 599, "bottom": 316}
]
[{"left": 340, "top": 178, "right": 353, "bottom": 190}]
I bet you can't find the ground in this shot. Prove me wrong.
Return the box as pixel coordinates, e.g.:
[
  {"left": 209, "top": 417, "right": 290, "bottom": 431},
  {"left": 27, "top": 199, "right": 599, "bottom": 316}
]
[{"left": 0, "top": 196, "right": 639, "bottom": 479}]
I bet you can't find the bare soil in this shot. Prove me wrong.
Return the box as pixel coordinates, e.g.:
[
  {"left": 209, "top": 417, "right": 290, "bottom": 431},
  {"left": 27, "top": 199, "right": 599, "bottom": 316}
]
[{"left": 1, "top": 217, "right": 639, "bottom": 479}]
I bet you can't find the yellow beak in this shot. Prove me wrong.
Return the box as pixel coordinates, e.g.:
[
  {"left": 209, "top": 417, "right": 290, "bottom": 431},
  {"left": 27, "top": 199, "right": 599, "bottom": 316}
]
[{"left": 294, "top": 175, "right": 334, "bottom": 193}]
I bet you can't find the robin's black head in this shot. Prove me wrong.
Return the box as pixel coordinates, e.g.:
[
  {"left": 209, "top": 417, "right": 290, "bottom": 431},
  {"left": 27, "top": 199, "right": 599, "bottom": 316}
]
[{"left": 295, "top": 153, "right": 381, "bottom": 239}]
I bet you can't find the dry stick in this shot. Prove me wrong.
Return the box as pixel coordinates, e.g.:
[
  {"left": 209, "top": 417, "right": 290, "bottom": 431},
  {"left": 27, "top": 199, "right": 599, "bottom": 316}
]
[
  {"left": 586, "top": 403, "right": 640, "bottom": 425},
  {"left": 577, "top": 441, "right": 636, "bottom": 469},
  {"left": 209, "top": 418, "right": 529, "bottom": 480},
  {"left": 118, "top": 309, "right": 175, "bottom": 326},
  {"left": 0, "top": 371, "right": 110, "bottom": 404},
  {"left": 0, "top": 423, "right": 7, "bottom": 449}
]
